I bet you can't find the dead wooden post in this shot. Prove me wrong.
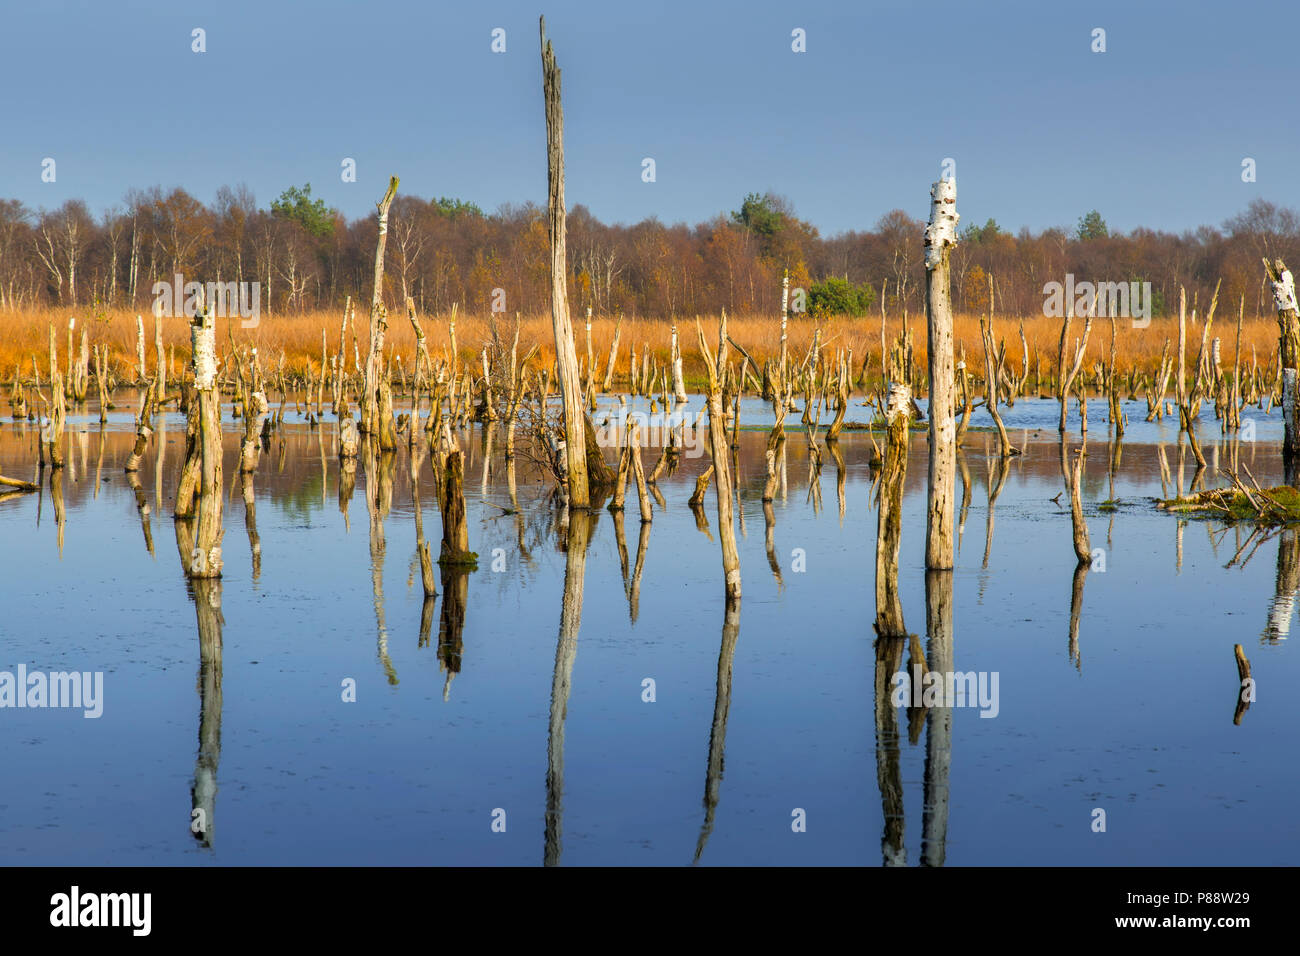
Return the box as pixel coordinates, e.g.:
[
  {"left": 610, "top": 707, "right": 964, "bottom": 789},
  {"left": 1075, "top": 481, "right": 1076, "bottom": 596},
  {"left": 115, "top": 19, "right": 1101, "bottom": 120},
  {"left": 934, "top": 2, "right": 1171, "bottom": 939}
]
[
  {"left": 697, "top": 314, "right": 741, "bottom": 602},
  {"left": 1058, "top": 309, "right": 1094, "bottom": 434},
  {"left": 602, "top": 315, "right": 622, "bottom": 392},
  {"left": 980, "top": 312, "right": 1015, "bottom": 457},
  {"left": 629, "top": 421, "right": 653, "bottom": 523},
  {"left": 240, "top": 383, "right": 268, "bottom": 474},
  {"left": 923, "top": 178, "right": 959, "bottom": 570},
  {"left": 187, "top": 305, "right": 223, "bottom": 579},
  {"left": 1064, "top": 440, "right": 1092, "bottom": 567},
  {"left": 410, "top": 443, "right": 437, "bottom": 598},
  {"left": 437, "top": 450, "right": 478, "bottom": 568},
  {"left": 875, "top": 382, "right": 911, "bottom": 639},
  {"left": 153, "top": 309, "right": 165, "bottom": 406},
  {"left": 45, "top": 324, "right": 66, "bottom": 468},
  {"left": 609, "top": 419, "right": 633, "bottom": 512},
  {"left": 541, "top": 17, "right": 590, "bottom": 508},
  {"left": 361, "top": 176, "right": 400, "bottom": 436},
  {"left": 136, "top": 314, "right": 146, "bottom": 383},
  {"left": 671, "top": 323, "right": 688, "bottom": 404},
  {"left": 688, "top": 464, "right": 714, "bottom": 509},
  {"left": 1265, "top": 258, "right": 1300, "bottom": 483}
]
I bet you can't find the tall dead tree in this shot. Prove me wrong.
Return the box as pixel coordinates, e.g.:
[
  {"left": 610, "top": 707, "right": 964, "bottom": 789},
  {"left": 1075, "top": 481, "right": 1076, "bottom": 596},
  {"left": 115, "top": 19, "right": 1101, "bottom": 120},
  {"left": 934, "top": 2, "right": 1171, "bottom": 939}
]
[
  {"left": 1264, "top": 257, "right": 1300, "bottom": 482},
  {"left": 923, "top": 178, "right": 958, "bottom": 570},
  {"left": 541, "top": 17, "right": 589, "bottom": 508},
  {"left": 361, "top": 177, "right": 399, "bottom": 437}
]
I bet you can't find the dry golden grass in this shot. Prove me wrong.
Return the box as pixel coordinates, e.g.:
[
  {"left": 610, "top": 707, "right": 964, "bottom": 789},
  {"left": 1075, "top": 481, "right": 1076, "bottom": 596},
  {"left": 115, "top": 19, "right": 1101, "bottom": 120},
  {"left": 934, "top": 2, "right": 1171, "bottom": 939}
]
[{"left": 0, "top": 306, "right": 1283, "bottom": 387}]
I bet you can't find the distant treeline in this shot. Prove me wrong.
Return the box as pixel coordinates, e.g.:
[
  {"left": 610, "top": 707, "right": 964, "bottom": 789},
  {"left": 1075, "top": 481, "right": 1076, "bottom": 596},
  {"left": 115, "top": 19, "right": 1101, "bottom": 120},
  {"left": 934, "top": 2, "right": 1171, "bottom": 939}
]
[{"left": 1, "top": 186, "right": 1297, "bottom": 321}]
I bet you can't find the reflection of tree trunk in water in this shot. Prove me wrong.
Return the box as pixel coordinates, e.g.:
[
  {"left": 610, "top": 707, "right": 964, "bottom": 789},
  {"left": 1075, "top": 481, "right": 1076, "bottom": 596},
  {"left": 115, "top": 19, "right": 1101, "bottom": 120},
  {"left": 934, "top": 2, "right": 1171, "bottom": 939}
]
[
  {"left": 338, "top": 458, "right": 356, "bottom": 532},
  {"left": 763, "top": 500, "right": 783, "bottom": 591},
  {"left": 828, "top": 439, "right": 846, "bottom": 524},
  {"left": 174, "top": 518, "right": 223, "bottom": 848},
  {"left": 628, "top": 520, "right": 650, "bottom": 623},
  {"left": 956, "top": 449, "right": 972, "bottom": 552},
  {"left": 318, "top": 423, "right": 327, "bottom": 510},
  {"left": 874, "top": 630, "right": 906, "bottom": 866},
  {"left": 1265, "top": 529, "right": 1300, "bottom": 643},
  {"left": 126, "top": 466, "right": 154, "bottom": 555},
  {"left": 906, "top": 633, "right": 928, "bottom": 746},
  {"left": 365, "top": 441, "right": 397, "bottom": 684},
  {"left": 437, "top": 567, "right": 469, "bottom": 699},
  {"left": 418, "top": 593, "right": 436, "bottom": 649},
  {"left": 507, "top": 460, "right": 530, "bottom": 560},
  {"left": 480, "top": 421, "right": 494, "bottom": 496},
  {"left": 1107, "top": 437, "right": 1122, "bottom": 548},
  {"left": 983, "top": 455, "right": 1008, "bottom": 570},
  {"left": 241, "top": 473, "right": 261, "bottom": 581},
  {"left": 154, "top": 407, "right": 166, "bottom": 516},
  {"left": 921, "top": 570, "right": 953, "bottom": 868},
  {"left": 191, "top": 577, "right": 223, "bottom": 848},
  {"left": 1069, "top": 562, "right": 1087, "bottom": 670},
  {"left": 613, "top": 508, "right": 631, "bottom": 599},
  {"left": 693, "top": 595, "right": 741, "bottom": 865},
  {"left": 545, "top": 509, "right": 594, "bottom": 867},
  {"left": 93, "top": 424, "right": 105, "bottom": 500},
  {"left": 50, "top": 468, "right": 66, "bottom": 557}
]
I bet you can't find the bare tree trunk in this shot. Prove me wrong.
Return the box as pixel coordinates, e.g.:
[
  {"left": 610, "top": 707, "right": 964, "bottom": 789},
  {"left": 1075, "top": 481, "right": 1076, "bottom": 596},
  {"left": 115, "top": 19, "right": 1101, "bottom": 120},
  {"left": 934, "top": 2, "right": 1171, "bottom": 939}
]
[
  {"left": 602, "top": 315, "right": 622, "bottom": 391},
  {"left": 875, "top": 383, "right": 910, "bottom": 638},
  {"left": 697, "top": 315, "right": 741, "bottom": 602},
  {"left": 923, "top": 179, "right": 958, "bottom": 570},
  {"left": 187, "top": 306, "right": 223, "bottom": 579},
  {"left": 1265, "top": 258, "right": 1300, "bottom": 483},
  {"left": 438, "top": 450, "right": 477, "bottom": 567},
  {"left": 361, "top": 177, "right": 399, "bottom": 436},
  {"left": 541, "top": 17, "right": 589, "bottom": 508},
  {"left": 671, "top": 323, "right": 688, "bottom": 403}
]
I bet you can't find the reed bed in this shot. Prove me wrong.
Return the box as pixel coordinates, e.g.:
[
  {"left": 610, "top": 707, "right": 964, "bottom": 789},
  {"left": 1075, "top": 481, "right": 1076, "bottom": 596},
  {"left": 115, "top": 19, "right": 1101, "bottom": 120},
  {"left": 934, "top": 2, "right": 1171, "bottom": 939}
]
[{"left": 0, "top": 306, "right": 1283, "bottom": 391}]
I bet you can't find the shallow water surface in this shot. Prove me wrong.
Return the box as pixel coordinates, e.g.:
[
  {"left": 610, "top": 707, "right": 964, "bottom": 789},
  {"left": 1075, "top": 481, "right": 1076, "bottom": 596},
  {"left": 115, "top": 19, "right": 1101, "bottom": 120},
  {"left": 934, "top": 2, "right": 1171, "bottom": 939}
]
[{"left": 0, "top": 394, "right": 1296, "bottom": 865}]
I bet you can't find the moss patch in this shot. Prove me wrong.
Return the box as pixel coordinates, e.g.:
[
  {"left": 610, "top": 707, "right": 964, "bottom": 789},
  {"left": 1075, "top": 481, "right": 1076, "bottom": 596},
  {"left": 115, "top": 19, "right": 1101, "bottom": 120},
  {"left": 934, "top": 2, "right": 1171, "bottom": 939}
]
[{"left": 1158, "top": 485, "right": 1300, "bottom": 525}]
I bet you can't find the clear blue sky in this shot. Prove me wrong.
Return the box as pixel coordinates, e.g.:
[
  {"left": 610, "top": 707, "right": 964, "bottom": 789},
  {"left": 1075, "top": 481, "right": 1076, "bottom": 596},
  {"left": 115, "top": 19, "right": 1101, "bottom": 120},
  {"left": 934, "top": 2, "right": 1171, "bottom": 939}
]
[{"left": 0, "top": 0, "right": 1293, "bottom": 237}]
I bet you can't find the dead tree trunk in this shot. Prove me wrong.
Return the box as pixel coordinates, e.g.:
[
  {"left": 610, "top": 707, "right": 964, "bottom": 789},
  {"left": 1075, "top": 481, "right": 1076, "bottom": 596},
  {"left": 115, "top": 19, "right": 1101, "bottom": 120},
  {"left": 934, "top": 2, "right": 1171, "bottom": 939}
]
[
  {"left": 361, "top": 176, "right": 399, "bottom": 436},
  {"left": 602, "top": 315, "right": 622, "bottom": 392},
  {"left": 1265, "top": 258, "right": 1300, "bottom": 483},
  {"left": 923, "top": 178, "right": 958, "bottom": 570},
  {"left": 186, "top": 306, "right": 223, "bottom": 579},
  {"left": 438, "top": 450, "right": 478, "bottom": 568},
  {"left": 541, "top": 18, "right": 590, "bottom": 508},
  {"left": 671, "top": 323, "right": 689, "bottom": 404},
  {"left": 697, "top": 315, "right": 741, "bottom": 602}
]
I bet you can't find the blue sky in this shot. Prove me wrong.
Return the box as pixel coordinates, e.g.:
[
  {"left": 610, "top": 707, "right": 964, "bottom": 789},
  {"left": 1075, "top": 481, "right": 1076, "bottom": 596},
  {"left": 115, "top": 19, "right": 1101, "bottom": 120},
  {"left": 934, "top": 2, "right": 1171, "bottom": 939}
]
[{"left": 0, "top": 0, "right": 1293, "bottom": 236}]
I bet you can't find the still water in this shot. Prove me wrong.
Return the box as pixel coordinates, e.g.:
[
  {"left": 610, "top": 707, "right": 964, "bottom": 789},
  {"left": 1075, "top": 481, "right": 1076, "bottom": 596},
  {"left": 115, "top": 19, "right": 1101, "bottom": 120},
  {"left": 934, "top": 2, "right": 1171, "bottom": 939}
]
[{"left": 0, "top": 393, "right": 1296, "bottom": 865}]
